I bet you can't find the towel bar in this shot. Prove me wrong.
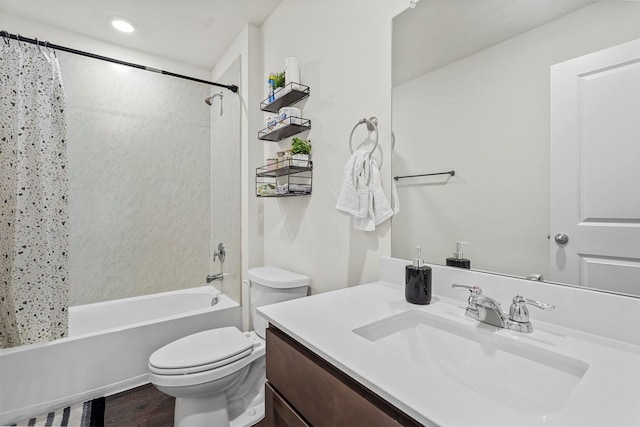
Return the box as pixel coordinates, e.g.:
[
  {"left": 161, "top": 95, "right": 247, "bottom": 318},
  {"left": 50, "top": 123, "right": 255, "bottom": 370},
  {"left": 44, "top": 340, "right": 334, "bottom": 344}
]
[{"left": 393, "top": 171, "right": 455, "bottom": 181}]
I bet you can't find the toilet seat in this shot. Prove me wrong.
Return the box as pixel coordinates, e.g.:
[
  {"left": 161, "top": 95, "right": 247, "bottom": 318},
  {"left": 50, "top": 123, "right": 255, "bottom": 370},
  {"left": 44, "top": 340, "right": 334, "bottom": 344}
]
[
  {"left": 149, "top": 327, "right": 255, "bottom": 375},
  {"left": 149, "top": 331, "right": 266, "bottom": 389}
]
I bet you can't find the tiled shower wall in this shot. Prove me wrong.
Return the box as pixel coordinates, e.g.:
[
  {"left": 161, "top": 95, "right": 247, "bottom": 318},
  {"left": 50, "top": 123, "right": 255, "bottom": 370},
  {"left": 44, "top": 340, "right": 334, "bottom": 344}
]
[{"left": 59, "top": 53, "right": 213, "bottom": 305}]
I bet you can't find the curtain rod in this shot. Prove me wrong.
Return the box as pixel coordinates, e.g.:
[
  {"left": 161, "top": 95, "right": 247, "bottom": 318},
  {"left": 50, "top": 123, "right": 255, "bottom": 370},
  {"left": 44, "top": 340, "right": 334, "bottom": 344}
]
[{"left": 1, "top": 31, "right": 239, "bottom": 93}]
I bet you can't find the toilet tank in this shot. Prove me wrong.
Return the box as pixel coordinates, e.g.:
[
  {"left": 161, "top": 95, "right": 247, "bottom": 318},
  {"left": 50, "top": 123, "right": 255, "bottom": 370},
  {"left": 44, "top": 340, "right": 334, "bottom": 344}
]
[{"left": 248, "top": 266, "right": 310, "bottom": 338}]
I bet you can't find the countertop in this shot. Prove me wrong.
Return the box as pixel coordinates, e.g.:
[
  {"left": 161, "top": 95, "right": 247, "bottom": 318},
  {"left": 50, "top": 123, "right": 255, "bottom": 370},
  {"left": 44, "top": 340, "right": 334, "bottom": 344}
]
[{"left": 257, "top": 281, "right": 640, "bottom": 427}]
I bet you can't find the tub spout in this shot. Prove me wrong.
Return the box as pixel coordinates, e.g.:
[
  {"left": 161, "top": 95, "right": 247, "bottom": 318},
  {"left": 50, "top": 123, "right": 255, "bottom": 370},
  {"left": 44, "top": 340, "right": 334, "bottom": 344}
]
[{"left": 206, "top": 273, "right": 225, "bottom": 283}]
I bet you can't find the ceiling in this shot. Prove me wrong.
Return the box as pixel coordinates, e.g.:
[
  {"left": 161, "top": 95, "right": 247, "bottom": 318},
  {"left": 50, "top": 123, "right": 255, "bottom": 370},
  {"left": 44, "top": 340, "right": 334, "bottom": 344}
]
[{"left": 0, "top": 0, "right": 283, "bottom": 71}]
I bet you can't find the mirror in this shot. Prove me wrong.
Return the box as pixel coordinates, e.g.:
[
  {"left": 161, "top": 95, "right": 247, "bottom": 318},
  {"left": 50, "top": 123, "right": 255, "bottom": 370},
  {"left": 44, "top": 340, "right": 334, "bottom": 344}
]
[{"left": 391, "top": 0, "right": 640, "bottom": 296}]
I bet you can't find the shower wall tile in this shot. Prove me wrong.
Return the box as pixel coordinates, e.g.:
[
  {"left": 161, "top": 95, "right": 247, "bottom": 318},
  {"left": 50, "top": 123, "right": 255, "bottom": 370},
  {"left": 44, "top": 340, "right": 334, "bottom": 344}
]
[{"left": 59, "top": 53, "right": 212, "bottom": 305}]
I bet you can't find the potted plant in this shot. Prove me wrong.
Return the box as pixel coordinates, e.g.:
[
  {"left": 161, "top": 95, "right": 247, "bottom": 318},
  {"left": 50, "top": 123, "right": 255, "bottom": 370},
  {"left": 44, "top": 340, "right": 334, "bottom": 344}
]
[
  {"left": 273, "top": 71, "right": 286, "bottom": 100},
  {"left": 291, "top": 137, "right": 312, "bottom": 166}
]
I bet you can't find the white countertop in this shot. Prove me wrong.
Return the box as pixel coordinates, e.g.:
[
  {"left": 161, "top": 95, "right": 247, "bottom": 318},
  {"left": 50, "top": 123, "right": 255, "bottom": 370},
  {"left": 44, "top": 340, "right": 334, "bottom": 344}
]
[{"left": 258, "top": 281, "right": 640, "bottom": 427}]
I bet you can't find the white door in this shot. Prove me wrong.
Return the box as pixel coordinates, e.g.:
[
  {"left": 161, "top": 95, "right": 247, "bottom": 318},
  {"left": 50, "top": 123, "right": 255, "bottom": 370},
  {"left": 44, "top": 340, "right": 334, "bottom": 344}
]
[{"left": 550, "top": 39, "right": 640, "bottom": 295}]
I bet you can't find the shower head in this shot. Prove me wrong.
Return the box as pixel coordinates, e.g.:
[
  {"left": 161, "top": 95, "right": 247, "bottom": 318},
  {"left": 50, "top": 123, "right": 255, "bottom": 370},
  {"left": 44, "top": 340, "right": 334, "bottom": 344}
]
[{"left": 205, "top": 92, "right": 223, "bottom": 106}]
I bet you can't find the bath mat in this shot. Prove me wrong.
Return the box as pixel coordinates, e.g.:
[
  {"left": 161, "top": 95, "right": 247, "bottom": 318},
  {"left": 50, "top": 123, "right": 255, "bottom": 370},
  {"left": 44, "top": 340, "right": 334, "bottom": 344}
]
[{"left": 10, "top": 397, "right": 105, "bottom": 427}]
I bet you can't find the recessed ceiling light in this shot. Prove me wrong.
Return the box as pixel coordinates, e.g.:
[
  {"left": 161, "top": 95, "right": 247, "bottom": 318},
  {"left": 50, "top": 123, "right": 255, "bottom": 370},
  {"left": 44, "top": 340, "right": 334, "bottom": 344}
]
[{"left": 111, "top": 18, "right": 136, "bottom": 33}]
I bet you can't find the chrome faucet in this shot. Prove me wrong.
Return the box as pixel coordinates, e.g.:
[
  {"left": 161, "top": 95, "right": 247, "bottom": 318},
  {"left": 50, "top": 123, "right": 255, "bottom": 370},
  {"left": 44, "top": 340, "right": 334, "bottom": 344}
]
[
  {"left": 213, "top": 242, "right": 226, "bottom": 263},
  {"left": 206, "top": 273, "right": 224, "bottom": 283},
  {"left": 451, "top": 284, "right": 483, "bottom": 320},
  {"left": 207, "top": 242, "right": 227, "bottom": 283},
  {"left": 452, "top": 284, "right": 554, "bottom": 333}
]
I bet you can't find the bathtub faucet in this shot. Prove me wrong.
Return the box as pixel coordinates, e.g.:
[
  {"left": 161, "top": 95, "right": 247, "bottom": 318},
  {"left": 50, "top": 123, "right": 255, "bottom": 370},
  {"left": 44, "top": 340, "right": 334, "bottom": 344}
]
[
  {"left": 208, "top": 243, "right": 227, "bottom": 284},
  {"left": 213, "top": 242, "right": 226, "bottom": 263},
  {"left": 206, "top": 273, "right": 224, "bottom": 283}
]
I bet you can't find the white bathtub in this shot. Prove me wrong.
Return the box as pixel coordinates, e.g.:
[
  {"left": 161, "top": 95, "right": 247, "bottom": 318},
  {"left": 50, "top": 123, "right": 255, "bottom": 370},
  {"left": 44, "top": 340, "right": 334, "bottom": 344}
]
[{"left": 0, "top": 286, "right": 241, "bottom": 425}]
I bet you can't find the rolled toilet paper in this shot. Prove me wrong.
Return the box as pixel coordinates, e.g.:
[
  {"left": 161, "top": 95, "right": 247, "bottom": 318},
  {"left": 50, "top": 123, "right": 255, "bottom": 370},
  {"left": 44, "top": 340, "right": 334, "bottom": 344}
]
[
  {"left": 278, "top": 107, "right": 301, "bottom": 125},
  {"left": 285, "top": 56, "right": 300, "bottom": 85}
]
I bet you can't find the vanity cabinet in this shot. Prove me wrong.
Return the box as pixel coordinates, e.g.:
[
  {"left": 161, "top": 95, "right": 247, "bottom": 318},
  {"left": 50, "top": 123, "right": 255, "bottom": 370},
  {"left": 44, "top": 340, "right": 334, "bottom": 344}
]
[
  {"left": 264, "top": 326, "right": 421, "bottom": 427},
  {"left": 264, "top": 383, "right": 310, "bottom": 427}
]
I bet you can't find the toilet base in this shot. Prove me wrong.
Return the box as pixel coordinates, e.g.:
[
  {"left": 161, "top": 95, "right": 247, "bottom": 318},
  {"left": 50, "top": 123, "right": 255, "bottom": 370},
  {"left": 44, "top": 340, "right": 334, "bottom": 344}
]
[
  {"left": 175, "top": 394, "right": 229, "bottom": 427},
  {"left": 230, "top": 401, "right": 264, "bottom": 427},
  {"left": 173, "top": 397, "right": 264, "bottom": 427}
]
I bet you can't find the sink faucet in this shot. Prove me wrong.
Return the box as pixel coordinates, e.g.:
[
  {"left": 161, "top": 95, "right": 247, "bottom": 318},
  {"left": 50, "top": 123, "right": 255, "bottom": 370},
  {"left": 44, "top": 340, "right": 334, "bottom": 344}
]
[{"left": 452, "top": 284, "right": 554, "bottom": 333}]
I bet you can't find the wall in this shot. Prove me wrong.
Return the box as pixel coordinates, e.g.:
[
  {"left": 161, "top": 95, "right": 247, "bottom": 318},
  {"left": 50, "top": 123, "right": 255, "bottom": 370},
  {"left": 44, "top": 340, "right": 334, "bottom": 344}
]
[
  {"left": 210, "top": 24, "right": 264, "bottom": 328},
  {"left": 62, "top": 52, "right": 211, "bottom": 305},
  {"left": 391, "top": 1, "right": 640, "bottom": 278},
  {"left": 259, "top": 0, "right": 406, "bottom": 295}
]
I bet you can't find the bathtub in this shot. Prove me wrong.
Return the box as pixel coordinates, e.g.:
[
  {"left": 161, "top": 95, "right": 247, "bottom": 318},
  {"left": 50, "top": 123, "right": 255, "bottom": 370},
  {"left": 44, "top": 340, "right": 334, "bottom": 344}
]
[{"left": 0, "top": 286, "right": 241, "bottom": 425}]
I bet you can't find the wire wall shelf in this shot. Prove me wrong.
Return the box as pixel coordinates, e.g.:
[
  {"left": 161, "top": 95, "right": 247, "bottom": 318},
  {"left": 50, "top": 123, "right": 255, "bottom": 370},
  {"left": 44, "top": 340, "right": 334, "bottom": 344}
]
[
  {"left": 260, "top": 82, "right": 310, "bottom": 113},
  {"left": 258, "top": 117, "right": 311, "bottom": 142},
  {"left": 256, "top": 159, "right": 313, "bottom": 197}
]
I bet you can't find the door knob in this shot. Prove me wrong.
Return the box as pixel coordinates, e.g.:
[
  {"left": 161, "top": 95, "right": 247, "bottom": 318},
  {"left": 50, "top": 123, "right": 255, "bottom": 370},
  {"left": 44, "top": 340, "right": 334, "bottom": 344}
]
[{"left": 554, "top": 233, "right": 569, "bottom": 245}]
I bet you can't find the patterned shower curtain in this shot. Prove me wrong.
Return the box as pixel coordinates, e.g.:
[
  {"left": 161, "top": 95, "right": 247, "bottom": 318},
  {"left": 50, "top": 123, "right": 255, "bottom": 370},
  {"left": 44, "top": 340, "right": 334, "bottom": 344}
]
[{"left": 0, "top": 42, "right": 69, "bottom": 348}]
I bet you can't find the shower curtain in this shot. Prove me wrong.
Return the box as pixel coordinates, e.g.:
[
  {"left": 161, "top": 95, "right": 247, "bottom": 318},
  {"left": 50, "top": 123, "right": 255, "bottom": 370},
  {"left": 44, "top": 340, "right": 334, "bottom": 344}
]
[{"left": 0, "top": 42, "right": 69, "bottom": 348}]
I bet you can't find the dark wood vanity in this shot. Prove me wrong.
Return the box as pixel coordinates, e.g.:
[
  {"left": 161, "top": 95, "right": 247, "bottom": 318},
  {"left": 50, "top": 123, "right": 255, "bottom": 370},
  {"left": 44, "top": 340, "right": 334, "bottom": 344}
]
[{"left": 262, "top": 325, "right": 421, "bottom": 427}]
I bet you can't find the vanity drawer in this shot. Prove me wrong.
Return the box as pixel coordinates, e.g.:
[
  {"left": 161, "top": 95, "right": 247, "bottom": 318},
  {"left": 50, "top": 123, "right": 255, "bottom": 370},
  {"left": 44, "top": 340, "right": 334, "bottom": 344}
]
[
  {"left": 264, "top": 382, "right": 310, "bottom": 427},
  {"left": 266, "top": 326, "right": 420, "bottom": 427}
]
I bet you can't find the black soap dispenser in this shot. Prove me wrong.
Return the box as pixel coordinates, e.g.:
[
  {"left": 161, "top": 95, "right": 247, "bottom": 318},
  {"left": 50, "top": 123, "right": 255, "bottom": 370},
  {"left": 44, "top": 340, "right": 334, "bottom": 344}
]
[
  {"left": 446, "top": 241, "right": 471, "bottom": 269},
  {"left": 405, "top": 246, "right": 432, "bottom": 305}
]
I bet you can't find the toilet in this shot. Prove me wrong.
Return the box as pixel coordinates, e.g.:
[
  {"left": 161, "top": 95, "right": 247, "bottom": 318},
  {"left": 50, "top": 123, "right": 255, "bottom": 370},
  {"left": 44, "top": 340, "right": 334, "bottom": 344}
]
[{"left": 148, "top": 267, "right": 309, "bottom": 427}]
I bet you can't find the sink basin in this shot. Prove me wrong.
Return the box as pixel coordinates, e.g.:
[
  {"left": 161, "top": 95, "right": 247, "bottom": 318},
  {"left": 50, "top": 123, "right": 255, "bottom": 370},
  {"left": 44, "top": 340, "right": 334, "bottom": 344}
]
[{"left": 353, "top": 310, "right": 589, "bottom": 417}]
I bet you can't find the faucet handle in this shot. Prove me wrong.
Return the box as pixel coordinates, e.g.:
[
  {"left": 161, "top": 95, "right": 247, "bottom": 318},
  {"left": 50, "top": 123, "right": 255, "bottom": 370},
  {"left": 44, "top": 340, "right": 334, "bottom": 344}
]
[
  {"left": 452, "top": 284, "right": 483, "bottom": 308},
  {"left": 213, "top": 242, "right": 226, "bottom": 263},
  {"left": 509, "top": 295, "right": 555, "bottom": 323},
  {"left": 451, "top": 284, "right": 483, "bottom": 295}
]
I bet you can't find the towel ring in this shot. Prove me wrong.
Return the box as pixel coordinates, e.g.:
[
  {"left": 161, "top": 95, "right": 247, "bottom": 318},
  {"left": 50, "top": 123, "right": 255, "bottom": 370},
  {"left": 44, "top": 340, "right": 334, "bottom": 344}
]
[{"left": 349, "top": 117, "right": 379, "bottom": 154}]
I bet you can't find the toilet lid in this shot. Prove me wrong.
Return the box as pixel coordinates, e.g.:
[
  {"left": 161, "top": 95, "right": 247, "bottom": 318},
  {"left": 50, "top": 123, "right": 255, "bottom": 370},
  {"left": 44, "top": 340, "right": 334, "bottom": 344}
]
[
  {"left": 248, "top": 266, "right": 310, "bottom": 289},
  {"left": 149, "top": 327, "right": 254, "bottom": 374}
]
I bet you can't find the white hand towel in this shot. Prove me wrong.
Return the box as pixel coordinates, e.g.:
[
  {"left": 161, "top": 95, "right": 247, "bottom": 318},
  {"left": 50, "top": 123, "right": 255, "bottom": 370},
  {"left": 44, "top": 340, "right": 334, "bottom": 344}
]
[
  {"left": 336, "top": 152, "right": 396, "bottom": 231},
  {"left": 370, "top": 159, "right": 394, "bottom": 226},
  {"left": 356, "top": 154, "right": 371, "bottom": 219},
  {"left": 336, "top": 149, "right": 371, "bottom": 217},
  {"left": 353, "top": 170, "right": 375, "bottom": 231},
  {"left": 391, "top": 178, "right": 400, "bottom": 215},
  {"left": 353, "top": 212, "right": 375, "bottom": 231}
]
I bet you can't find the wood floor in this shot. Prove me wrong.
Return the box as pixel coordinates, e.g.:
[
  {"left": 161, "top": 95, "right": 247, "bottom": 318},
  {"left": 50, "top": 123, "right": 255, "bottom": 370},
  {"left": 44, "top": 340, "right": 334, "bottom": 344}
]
[{"left": 103, "top": 384, "right": 174, "bottom": 427}]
